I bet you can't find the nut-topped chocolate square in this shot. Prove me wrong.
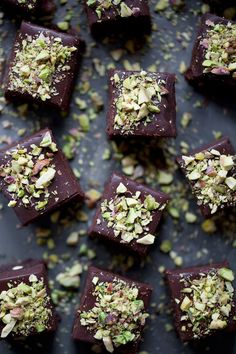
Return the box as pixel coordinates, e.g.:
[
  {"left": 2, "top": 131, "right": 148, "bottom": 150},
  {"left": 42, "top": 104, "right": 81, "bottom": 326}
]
[
  {"left": 0, "top": 260, "right": 57, "bottom": 340},
  {"left": 186, "top": 14, "right": 236, "bottom": 88},
  {"left": 107, "top": 70, "right": 176, "bottom": 139},
  {"left": 166, "top": 262, "right": 236, "bottom": 342},
  {"left": 72, "top": 266, "right": 152, "bottom": 353},
  {"left": 89, "top": 172, "right": 170, "bottom": 256},
  {"left": 177, "top": 137, "right": 236, "bottom": 217},
  {"left": 0, "top": 128, "right": 84, "bottom": 225},
  {"left": 4, "top": 21, "right": 85, "bottom": 111},
  {"left": 84, "top": 0, "right": 152, "bottom": 38}
]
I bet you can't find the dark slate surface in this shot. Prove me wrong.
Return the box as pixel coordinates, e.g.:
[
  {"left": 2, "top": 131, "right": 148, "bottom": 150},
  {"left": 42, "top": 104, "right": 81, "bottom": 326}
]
[{"left": 0, "top": 1, "right": 236, "bottom": 353}]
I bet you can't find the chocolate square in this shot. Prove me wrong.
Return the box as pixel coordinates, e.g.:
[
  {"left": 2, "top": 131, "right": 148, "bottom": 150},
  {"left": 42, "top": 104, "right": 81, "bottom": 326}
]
[
  {"left": 186, "top": 14, "right": 236, "bottom": 89},
  {"left": 0, "top": 128, "right": 84, "bottom": 225},
  {"left": 107, "top": 70, "right": 176, "bottom": 139},
  {"left": 186, "top": 14, "right": 236, "bottom": 93},
  {"left": 0, "top": 259, "right": 57, "bottom": 340},
  {"left": 4, "top": 21, "right": 85, "bottom": 111},
  {"left": 84, "top": 0, "right": 151, "bottom": 38},
  {"left": 72, "top": 266, "right": 152, "bottom": 353},
  {"left": 88, "top": 172, "right": 170, "bottom": 256},
  {"left": 176, "top": 137, "right": 236, "bottom": 217},
  {"left": 166, "top": 262, "right": 236, "bottom": 342},
  {"left": 1, "top": 0, "right": 55, "bottom": 17}
]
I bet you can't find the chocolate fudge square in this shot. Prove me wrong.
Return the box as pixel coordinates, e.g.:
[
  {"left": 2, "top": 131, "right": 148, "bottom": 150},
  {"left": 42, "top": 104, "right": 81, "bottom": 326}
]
[
  {"left": 88, "top": 172, "right": 170, "bottom": 256},
  {"left": 0, "top": 128, "right": 84, "bottom": 225},
  {"left": 166, "top": 262, "right": 236, "bottom": 342},
  {"left": 186, "top": 14, "right": 236, "bottom": 89},
  {"left": 176, "top": 137, "right": 236, "bottom": 217},
  {"left": 1, "top": 0, "right": 55, "bottom": 17},
  {"left": 72, "top": 266, "right": 152, "bottom": 353},
  {"left": 0, "top": 259, "right": 57, "bottom": 340},
  {"left": 84, "top": 0, "right": 151, "bottom": 38},
  {"left": 4, "top": 21, "right": 85, "bottom": 111},
  {"left": 107, "top": 70, "right": 176, "bottom": 139}
]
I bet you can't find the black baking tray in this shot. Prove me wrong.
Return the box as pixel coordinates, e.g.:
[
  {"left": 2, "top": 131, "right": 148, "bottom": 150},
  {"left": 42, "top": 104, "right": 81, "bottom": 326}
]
[{"left": 0, "top": 1, "right": 236, "bottom": 354}]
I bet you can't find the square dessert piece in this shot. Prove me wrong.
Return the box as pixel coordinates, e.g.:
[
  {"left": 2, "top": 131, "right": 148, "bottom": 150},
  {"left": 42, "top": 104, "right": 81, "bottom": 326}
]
[
  {"left": 89, "top": 172, "right": 170, "bottom": 256},
  {"left": 0, "top": 259, "right": 57, "bottom": 340},
  {"left": 166, "top": 262, "right": 236, "bottom": 342},
  {"left": 107, "top": 70, "right": 176, "bottom": 139},
  {"left": 72, "top": 266, "right": 152, "bottom": 353},
  {"left": 84, "top": 0, "right": 151, "bottom": 38},
  {"left": 0, "top": 128, "right": 84, "bottom": 225},
  {"left": 4, "top": 21, "right": 85, "bottom": 111},
  {"left": 176, "top": 137, "right": 236, "bottom": 217},
  {"left": 1, "top": 0, "right": 55, "bottom": 17},
  {"left": 186, "top": 14, "right": 236, "bottom": 89}
]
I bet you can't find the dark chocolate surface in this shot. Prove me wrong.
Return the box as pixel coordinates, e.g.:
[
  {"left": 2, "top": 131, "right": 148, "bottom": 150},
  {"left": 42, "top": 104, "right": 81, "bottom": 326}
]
[
  {"left": 107, "top": 69, "right": 177, "bottom": 138},
  {"left": 186, "top": 14, "right": 236, "bottom": 89},
  {"left": 89, "top": 172, "right": 170, "bottom": 256},
  {"left": 0, "top": 259, "right": 57, "bottom": 339},
  {"left": 4, "top": 21, "right": 84, "bottom": 112},
  {"left": 72, "top": 266, "right": 152, "bottom": 354},
  {"left": 0, "top": 128, "right": 84, "bottom": 225},
  {"left": 176, "top": 137, "right": 236, "bottom": 217},
  {"left": 84, "top": 0, "right": 151, "bottom": 38},
  {"left": 165, "top": 261, "right": 236, "bottom": 342}
]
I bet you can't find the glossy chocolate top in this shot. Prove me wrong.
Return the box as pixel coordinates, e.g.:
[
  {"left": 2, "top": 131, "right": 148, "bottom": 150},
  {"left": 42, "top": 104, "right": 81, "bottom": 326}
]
[
  {"left": 89, "top": 172, "right": 170, "bottom": 256},
  {"left": 73, "top": 266, "right": 152, "bottom": 353},
  {"left": 0, "top": 259, "right": 57, "bottom": 339},
  {"left": 107, "top": 69, "right": 176, "bottom": 138},
  {"left": 5, "top": 21, "right": 84, "bottom": 111},
  {"left": 0, "top": 128, "right": 84, "bottom": 225},
  {"left": 186, "top": 13, "right": 236, "bottom": 86},
  {"left": 177, "top": 137, "right": 236, "bottom": 217},
  {"left": 166, "top": 261, "right": 236, "bottom": 342}
]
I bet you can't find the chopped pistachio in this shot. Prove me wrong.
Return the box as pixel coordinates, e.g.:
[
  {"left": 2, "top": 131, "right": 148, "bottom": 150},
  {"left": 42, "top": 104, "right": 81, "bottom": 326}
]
[
  {"left": 9, "top": 33, "right": 77, "bottom": 101},
  {"left": 182, "top": 150, "right": 236, "bottom": 214},
  {"left": 218, "top": 268, "right": 235, "bottom": 282},
  {"left": 178, "top": 269, "right": 235, "bottom": 338},
  {"left": 0, "top": 132, "right": 58, "bottom": 211},
  {"left": 80, "top": 277, "right": 148, "bottom": 352},
  {"left": 112, "top": 71, "right": 168, "bottom": 134},
  {"left": 202, "top": 21, "right": 236, "bottom": 76},
  {"left": 160, "top": 240, "right": 172, "bottom": 253},
  {"left": 0, "top": 275, "right": 51, "bottom": 338},
  {"left": 101, "top": 187, "right": 165, "bottom": 244},
  {"left": 87, "top": 0, "right": 134, "bottom": 19}
]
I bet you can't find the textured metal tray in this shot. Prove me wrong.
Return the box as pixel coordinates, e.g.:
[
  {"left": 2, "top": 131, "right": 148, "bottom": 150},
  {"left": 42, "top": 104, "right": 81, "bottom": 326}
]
[{"left": 0, "top": 1, "right": 236, "bottom": 354}]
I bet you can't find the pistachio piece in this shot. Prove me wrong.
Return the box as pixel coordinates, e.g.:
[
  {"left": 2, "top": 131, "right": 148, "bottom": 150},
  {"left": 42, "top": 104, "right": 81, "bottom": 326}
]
[
  {"left": 136, "top": 234, "right": 155, "bottom": 245},
  {"left": 218, "top": 268, "right": 235, "bottom": 282}
]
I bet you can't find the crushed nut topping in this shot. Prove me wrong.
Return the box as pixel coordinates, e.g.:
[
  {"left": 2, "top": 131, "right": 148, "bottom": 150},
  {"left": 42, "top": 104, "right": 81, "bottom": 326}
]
[
  {"left": 0, "top": 274, "right": 52, "bottom": 338},
  {"left": 80, "top": 277, "right": 149, "bottom": 353},
  {"left": 182, "top": 149, "right": 236, "bottom": 214},
  {"left": 100, "top": 182, "right": 165, "bottom": 244},
  {"left": 202, "top": 20, "right": 236, "bottom": 77},
  {"left": 178, "top": 268, "right": 235, "bottom": 339},
  {"left": 8, "top": 33, "right": 77, "bottom": 101},
  {"left": 112, "top": 71, "right": 168, "bottom": 134},
  {"left": 0, "top": 131, "right": 58, "bottom": 211},
  {"left": 17, "top": 0, "right": 37, "bottom": 9},
  {"left": 87, "top": 0, "right": 136, "bottom": 19}
]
